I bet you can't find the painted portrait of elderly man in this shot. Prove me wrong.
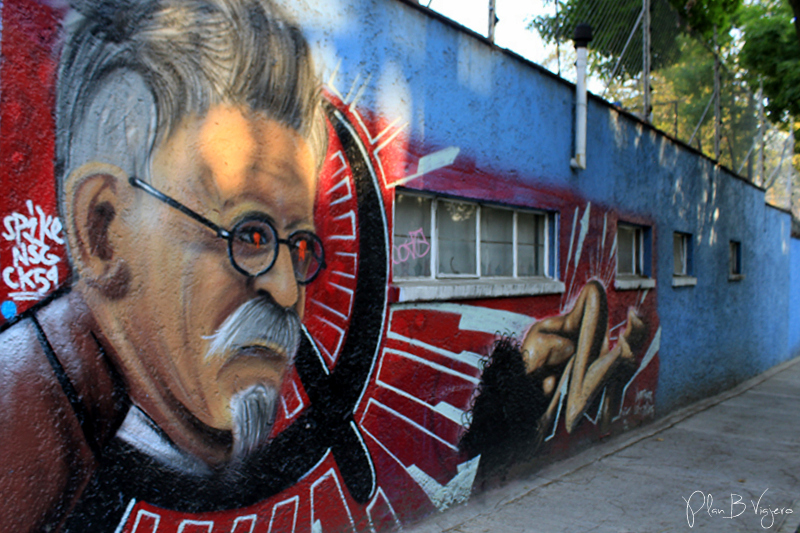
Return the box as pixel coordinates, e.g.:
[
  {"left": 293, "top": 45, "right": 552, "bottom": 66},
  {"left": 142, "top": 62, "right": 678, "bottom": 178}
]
[{"left": 0, "top": 0, "right": 344, "bottom": 529}]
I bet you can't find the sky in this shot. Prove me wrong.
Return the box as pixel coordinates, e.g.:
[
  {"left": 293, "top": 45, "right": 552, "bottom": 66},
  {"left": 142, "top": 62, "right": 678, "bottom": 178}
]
[
  {"left": 425, "top": 0, "right": 562, "bottom": 72},
  {"left": 426, "top": 0, "right": 615, "bottom": 93}
]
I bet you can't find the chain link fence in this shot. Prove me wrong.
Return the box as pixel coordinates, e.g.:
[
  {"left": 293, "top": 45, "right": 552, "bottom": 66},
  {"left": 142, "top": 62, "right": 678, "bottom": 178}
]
[
  {"left": 536, "top": 0, "right": 798, "bottom": 216},
  {"left": 423, "top": 0, "right": 799, "bottom": 218}
]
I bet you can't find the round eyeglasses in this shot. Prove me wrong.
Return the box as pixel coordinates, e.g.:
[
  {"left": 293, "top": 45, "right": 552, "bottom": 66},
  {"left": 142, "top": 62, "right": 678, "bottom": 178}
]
[{"left": 129, "top": 177, "right": 326, "bottom": 284}]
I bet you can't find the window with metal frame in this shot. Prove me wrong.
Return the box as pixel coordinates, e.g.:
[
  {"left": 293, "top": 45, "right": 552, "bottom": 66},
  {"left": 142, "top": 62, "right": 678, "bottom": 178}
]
[
  {"left": 393, "top": 191, "right": 555, "bottom": 281},
  {"left": 673, "top": 232, "right": 691, "bottom": 276},
  {"left": 729, "top": 240, "right": 742, "bottom": 276},
  {"left": 617, "top": 223, "right": 644, "bottom": 276}
]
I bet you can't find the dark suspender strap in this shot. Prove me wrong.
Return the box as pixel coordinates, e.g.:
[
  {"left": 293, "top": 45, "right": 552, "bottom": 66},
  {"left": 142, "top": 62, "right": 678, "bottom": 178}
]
[{"left": 30, "top": 314, "right": 101, "bottom": 459}]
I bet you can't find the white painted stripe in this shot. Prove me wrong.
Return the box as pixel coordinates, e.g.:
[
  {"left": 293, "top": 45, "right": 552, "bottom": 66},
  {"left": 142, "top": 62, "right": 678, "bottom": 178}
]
[
  {"left": 385, "top": 330, "right": 484, "bottom": 369},
  {"left": 360, "top": 398, "right": 458, "bottom": 451},
  {"left": 614, "top": 326, "right": 661, "bottom": 421},
  {"left": 113, "top": 498, "right": 137, "bottom": 533}
]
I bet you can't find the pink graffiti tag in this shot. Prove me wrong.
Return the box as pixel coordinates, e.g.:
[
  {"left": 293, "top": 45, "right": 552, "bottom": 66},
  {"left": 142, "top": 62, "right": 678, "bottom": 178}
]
[{"left": 392, "top": 228, "right": 430, "bottom": 265}]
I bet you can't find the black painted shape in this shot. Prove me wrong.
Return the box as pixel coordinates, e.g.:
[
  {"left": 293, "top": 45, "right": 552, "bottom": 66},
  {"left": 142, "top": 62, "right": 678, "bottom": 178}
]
[
  {"left": 330, "top": 421, "right": 375, "bottom": 502},
  {"left": 30, "top": 313, "right": 102, "bottom": 460},
  {"left": 288, "top": 102, "right": 389, "bottom": 502},
  {"left": 239, "top": 102, "right": 388, "bottom": 504}
]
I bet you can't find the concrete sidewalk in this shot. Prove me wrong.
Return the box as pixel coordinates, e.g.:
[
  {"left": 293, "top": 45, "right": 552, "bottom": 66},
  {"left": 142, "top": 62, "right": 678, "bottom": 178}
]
[{"left": 408, "top": 356, "right": 800, "bottom": 533}]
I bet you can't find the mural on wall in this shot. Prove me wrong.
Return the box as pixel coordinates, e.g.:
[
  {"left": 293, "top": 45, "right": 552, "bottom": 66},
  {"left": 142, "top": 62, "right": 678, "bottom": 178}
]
[{"left": 0, "top": 0, "right": 660, "bottom": 531}]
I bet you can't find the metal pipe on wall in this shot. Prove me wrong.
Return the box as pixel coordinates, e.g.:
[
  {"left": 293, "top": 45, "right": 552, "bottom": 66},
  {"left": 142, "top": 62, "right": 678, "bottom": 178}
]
[{"left": 571, "top": 23, "right": 593, "bottom": 170}]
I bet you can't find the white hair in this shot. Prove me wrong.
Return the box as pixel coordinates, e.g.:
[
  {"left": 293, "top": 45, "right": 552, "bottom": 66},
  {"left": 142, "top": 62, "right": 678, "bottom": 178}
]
[{"left": 57, "top": 0, "right": 327, "bottom": 220}]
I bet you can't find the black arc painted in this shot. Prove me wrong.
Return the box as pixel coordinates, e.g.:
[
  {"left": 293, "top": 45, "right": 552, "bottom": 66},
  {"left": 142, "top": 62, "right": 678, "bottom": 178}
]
[{"left": 63, "top": 101, "right": 388, "bottom": 529}]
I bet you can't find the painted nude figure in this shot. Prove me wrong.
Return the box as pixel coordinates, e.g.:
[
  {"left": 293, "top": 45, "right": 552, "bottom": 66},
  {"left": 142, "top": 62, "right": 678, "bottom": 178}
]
[
  {"left": 521, "top": 280, "right": 646, "bottom": 435},
  {"left": 461, "top": 280, "right": 647, "bottom": 477}
]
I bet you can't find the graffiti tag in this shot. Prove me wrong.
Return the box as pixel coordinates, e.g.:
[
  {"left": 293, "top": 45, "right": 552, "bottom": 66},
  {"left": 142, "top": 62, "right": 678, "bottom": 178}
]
[
  {"left": 2, "top": 200, "right": 64, "bottom": 301},
  {"left": 392, "top": 228, "right": 430, "bottom": 265},
  {"left": 633, "top": 388, "right": 655, "bottom": 417}
]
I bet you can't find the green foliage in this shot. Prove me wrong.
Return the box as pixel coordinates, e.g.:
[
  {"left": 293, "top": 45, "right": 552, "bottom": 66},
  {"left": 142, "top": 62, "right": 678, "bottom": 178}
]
[
  {"left": 532, "top": 0, "right": 740, "bottom": 77},
  {"left": 640, "top": 34, "right": 758, "bottom": 172},
  {"left": 671, "top": 0, "right": 741, "bottom": 38},
  {"left": 532, "top": 0, "right": 682, "bottom": 77},
  {"left": 738, "top": 0, "right": 800, "bottom": 132},
  {"left": 532, "top": 0, "right": 798, "bottom": 193}
]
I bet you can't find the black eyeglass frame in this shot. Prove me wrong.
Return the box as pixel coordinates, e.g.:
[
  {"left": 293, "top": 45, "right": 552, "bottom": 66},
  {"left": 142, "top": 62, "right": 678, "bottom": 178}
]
[{"left": 129, "top": 176, "right": 326, "bottom": 284}]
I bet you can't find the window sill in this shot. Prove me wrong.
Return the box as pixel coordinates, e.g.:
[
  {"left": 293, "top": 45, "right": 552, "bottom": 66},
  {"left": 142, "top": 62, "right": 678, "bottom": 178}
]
[
  {"left": 392, "top": 277, "right": 565, "bottom": 302},
  {"left": 614, "top": 275, "right": 656, "bottom": 291},
  {"left": 728, "top": 273, "right": 745, "bottom": 282},
  {"left": 672, "top": 275, "right": 697, "bottom": 288}
]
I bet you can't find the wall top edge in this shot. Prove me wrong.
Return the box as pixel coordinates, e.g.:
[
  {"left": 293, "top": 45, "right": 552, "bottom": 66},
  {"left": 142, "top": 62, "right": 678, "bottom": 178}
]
[
  {"left": 766, "top": 202, "right": 793, "bottom": 216},
  {"left": 391, "top": 0, "right": 769, "bottom": 198},
  {"left": 392, "top": 0, "right": 574, "bottom": 89}
]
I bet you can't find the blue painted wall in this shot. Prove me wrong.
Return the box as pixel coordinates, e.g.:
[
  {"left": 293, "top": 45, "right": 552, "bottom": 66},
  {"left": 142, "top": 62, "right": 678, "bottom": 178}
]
[
  {"left": 287, "top": 0, "right": 796, "bottom": 415},
  {"left": 285, "top": 0, "right": 796, "bottom": 415},
  {"left": 791, "top": 237, "right": 800, "bottom": 356}
]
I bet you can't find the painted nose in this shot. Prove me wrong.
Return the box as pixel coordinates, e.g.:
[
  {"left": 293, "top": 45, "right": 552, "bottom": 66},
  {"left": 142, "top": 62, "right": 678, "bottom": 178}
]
[{"left": 252, "top": 245, "right": 300, "bottom": 310}]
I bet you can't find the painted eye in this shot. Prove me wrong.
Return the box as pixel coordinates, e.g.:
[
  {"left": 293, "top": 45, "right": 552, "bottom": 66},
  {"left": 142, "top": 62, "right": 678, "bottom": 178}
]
[
  {"left": 237, "top": 227, "right": 268, "bottom": 248},
  {"left": 230, "top": 219, "right": 279, "bottom": 276},
  {"left": 288, "top": 231, "right": 325, "bottom": 283}
]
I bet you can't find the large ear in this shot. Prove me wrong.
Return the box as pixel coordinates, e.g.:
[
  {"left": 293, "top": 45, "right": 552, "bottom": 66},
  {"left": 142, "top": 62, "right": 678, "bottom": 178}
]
[{"left": 65, "top": 162, "right": 134, "bottom": 299}]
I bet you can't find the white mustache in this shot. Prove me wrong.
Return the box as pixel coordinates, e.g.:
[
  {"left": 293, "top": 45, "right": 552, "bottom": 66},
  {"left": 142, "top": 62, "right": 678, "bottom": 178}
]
[{"left": 204, "top": 297, "right": 302, "bottom": 364}]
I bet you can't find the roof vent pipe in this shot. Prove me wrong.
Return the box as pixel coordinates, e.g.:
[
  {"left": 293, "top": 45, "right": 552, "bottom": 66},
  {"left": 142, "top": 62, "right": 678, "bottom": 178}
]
[{"left": 570, "top": 23, "right": 593, "bottom": 170}]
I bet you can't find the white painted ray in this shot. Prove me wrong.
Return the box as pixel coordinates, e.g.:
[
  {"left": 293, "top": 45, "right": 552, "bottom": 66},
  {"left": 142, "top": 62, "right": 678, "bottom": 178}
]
[
  {"left": 574, "top": 202, "right": 591, "bottom": 269},
  {"left": 370, "top": 116, "right": 405, "bottom": 146},
  {"left": 433, "top": 401, "right": 468, "bottom": 426},
  {"left": 310, "top": 298, "right": 348, "bottom": 321},
  {"left": 609, "top": 318, "right": 628, "bottom": 333},
  {"left": 343, "top": 72, "right": 361, "bottom": 104},
  {"left": 326, "top": 211, "right": 356, "bottom": 240},
  {"left": 130, "top": 510, "right": 161, "bottom": 533},
  {"left": 600, "top": 212, "right": 608, "bottom": 260},
  {"left": 280, "top": 378, "right": 305, "bottom": 419},
  {"left": 388, "top": 147, "right": 460, "bottom": 189},
  {"left": 562, "top": 208, "right": 579, "bottom": 312},
  {"left": 372, "top": 121, "right": 410, "bottom": 188},
  {"left": 176, "top": 519, "right": 213, "bottom": 533},
  {"left": 113, "top": 499, "right": 137, "bottom": 533},
  {"left": 544, "top": 371, "right": 569, "bottom": 442},
  {"left": 348, "top": 73, "right": 372, "bottom": 110},
  {"left": 374, "top": 121, "right": 409, "bottom": 152},
  {"left": 613, "top": 326, "right": 661, "bottom": 421},
  {"left": 379, "top": 347, "right": 480, "bottom": 385},
  {"left": 325, "top": 59, "right": 343, "bottom": 99},
  {"left": 330, "top": 269, "right": 355, "bottom": 280},
  {"left": 609, "top": 233, "right": 618, "bottom": 263},
  {"left": 267, "top": 496, "right": 299, "bottom": 533},
  {"left": 359, "top": 398, "right": 458, "bottom": 451},
  {"left": 582, "top": 386, "right": 606, "bottom": 425},
  {"left": 385, "top": 330, "right": 485, "bottom": 369},
  {"left": 328, "top": 151, "right": 348, "bottom": 179},
  {"left": 375, "top": 364, "right": 469, "bottom": 426},
  {"left": 390, "top": 301, "right": 534, "bottom": 338},
  {"left": 406, "top": 457, "right": 480, "bottom": 512},
  {"left": 310, "top": 469, "right": 356, "bottom": 533},
  {"left": 566, "top": 203, "right": 591, "bottom": 305},
  {"left": 366, "top": 488, "right": 402, "bottom": 532},
  {"left": 310, "top": 314, "right": 345, "bottom": 365}
]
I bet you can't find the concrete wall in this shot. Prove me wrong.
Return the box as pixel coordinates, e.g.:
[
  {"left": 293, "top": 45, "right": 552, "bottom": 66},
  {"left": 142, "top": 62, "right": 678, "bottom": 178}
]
[{"left": 0, "top": 0, "right": 796, "bottom": 531}]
